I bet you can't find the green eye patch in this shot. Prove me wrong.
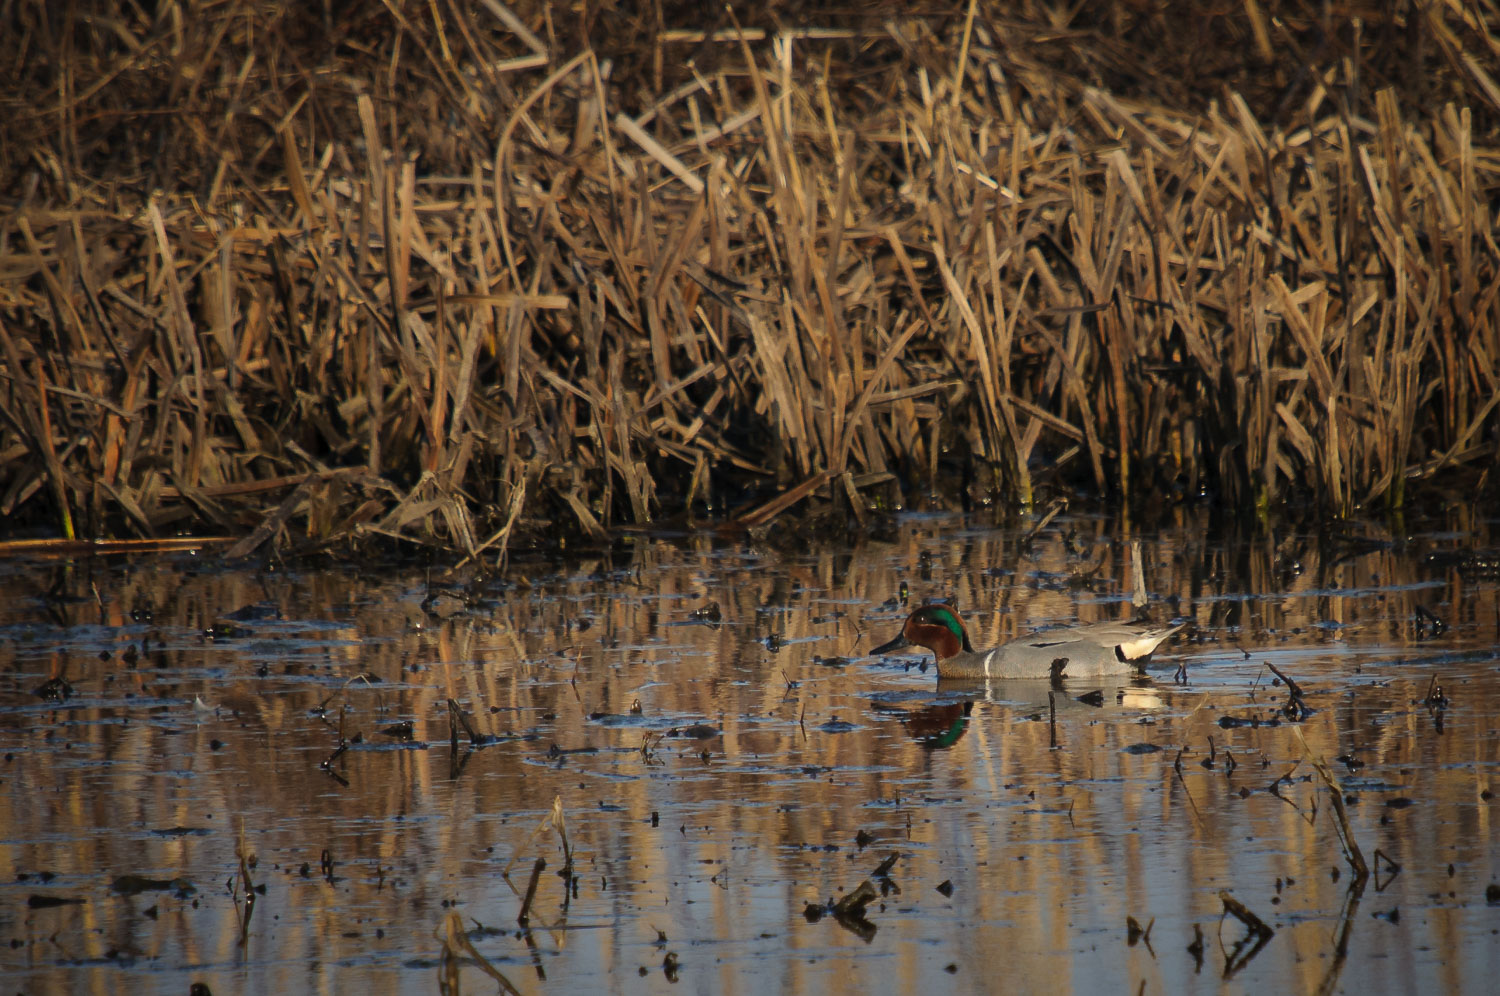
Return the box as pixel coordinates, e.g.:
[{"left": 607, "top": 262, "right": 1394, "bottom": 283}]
[{"left": 924, "top": 606, "right": 963, "bottom": 639}]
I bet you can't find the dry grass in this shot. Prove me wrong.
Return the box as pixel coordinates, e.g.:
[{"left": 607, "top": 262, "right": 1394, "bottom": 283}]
[{"left": 2, "top": 1, "right": 1498, "bottom": 558}]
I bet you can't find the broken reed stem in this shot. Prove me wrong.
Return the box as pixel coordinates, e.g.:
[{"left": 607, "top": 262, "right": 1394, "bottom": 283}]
[
  {"left": 445, "top": 697, "right": 486, "bottom": 746},
  {"left": 831, "top": 879, "right": 879, "bottom": 917},
  {"left": 551, "top": 793, "right": 573, "bottom": 869},
  {"left": 1218, "top": 889, "right": 1274, "bottom": 940},
  {"left": 501, "top": 794, "right": 571, "bottom": 878},
  {"left": 1264, "top": 661, "right": 1303, "bottom": 700},
  {"left": 1293, "top": 727, "right": 1370, "bottom": 884},
  {"left": 236, "top": 817, "right": 254, "bottom": 904},
  {"left": 518, "top": 857, "right": 546, "bottom": 926},
  {"left": 1171, "top": 747, "right": 1205, "bottom": 828},
  {"left": 437, "top": 911, "right": 522, "bottom": 996}
]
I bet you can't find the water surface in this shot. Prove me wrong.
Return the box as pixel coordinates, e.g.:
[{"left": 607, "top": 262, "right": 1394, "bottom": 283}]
[{"left": 2, "top": 513, "right": 1498, "bottom": 993}]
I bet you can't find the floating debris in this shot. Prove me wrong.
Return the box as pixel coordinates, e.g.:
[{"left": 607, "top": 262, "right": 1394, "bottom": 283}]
[
  {"left": 547, "top": 744, "right": 600, "bottom": 757},
  {"left": 32, "top": 675, "right": 73, "bottom": 701},
  {"left": 27, "top": 894, "right": 85, "bottom": 908},
  {"left": 1218, "top": 714, "right": 1282, "bottom": 729},
  {"left": 222, "top": 602, "right": 282, "bottom": 623},
  {"left": 112, "top": 875, "right": 195, "bottom": 897},
  {"left": 804, "top": 853, "right": 900, "bottom": 942},
  {"left": 667, "top": 724, "right": 720, "bottom": 740},
  {"left": 202, "top": 623, "right": 252, "bottom": 641}
]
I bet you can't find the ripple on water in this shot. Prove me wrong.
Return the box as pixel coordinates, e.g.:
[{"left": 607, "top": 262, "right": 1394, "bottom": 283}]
[{"left": 1, "top": 518, "right": 1499, "bottom": 994}]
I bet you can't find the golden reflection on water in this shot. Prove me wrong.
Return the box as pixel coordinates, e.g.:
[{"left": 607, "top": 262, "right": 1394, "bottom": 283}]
[{"left": 1, "top": 514, "right": 1498, "bottom": 994}]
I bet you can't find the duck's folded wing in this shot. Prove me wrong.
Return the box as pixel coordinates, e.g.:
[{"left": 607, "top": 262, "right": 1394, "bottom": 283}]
[
  {"left": 1025, "top": 622, "right": 1184, "bottom": 662},
  {"left": 1085, "top": 622, "right": 1185, "bottom": 661}
]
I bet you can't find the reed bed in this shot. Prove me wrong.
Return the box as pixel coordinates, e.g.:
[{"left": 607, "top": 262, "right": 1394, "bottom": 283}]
[{"left": 2, "top": 1, "right": 1497, "bottom": 558}]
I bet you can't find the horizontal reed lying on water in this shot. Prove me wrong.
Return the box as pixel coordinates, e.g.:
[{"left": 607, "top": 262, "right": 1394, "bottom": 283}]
[{"left": 1, "top": 1, "right": 1497, "bottom": 558}]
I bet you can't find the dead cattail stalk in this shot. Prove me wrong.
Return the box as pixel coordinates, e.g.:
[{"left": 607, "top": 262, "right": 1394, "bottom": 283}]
[{"left": 2, "top": 2, "right": 1497, "bottom": 551}]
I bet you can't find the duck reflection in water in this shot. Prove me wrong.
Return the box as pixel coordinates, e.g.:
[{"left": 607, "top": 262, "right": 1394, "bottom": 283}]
[
  {"left": 895, "top": 700, "right": 973, "bottom": 749},
  {"left": 876, "top": 678, "right": 1171, "bottom": 750}
]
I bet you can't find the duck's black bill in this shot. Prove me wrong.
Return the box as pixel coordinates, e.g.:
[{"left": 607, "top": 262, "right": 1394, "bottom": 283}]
[{"left": 871, "top": 632, "right": 911, "bottom": 655}]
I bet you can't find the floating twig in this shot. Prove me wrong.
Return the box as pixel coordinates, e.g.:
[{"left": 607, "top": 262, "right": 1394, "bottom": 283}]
[{"left": 1217, "top": 890, "right": 1275, "bottom": 977}]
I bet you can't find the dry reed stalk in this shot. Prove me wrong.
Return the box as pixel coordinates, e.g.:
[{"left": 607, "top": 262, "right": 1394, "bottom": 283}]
[{"left": 1, "top": 2, "right": 1497, "bottom": 554}]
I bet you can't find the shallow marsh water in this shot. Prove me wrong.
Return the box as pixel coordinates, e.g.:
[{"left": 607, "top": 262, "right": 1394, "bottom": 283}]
[{"left": 2, "top": 513, "right": 1499, "bottom": 994}]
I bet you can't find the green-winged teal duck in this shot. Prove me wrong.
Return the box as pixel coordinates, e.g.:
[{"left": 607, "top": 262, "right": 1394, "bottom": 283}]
[{"left": 871, "top": 603, "right": 1183, "bottom": 680}]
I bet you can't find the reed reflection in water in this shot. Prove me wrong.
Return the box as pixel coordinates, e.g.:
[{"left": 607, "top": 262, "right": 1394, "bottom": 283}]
[{"left": 1, "top": 512, "right": 1497, "bottom": 994}]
